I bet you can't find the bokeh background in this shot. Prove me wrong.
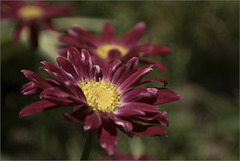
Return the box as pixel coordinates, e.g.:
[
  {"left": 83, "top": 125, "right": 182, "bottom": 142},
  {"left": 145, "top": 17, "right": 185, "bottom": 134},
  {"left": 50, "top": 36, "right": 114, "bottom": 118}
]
[{"left": 1, "top": 1, "right": 239, "bottom": 160}]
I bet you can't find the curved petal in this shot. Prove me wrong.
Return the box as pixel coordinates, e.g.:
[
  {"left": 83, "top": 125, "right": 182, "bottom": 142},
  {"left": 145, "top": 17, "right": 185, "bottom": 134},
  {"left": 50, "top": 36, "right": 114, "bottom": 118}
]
[
  {"left": 139, "top": 58, "right": 168, "bottom": 73},
  {"left": 59, "top": 35, "right": 85, "bottom": 49},
  {"left": 137, "top": 77, "right": 168, "bottom": 87},
  {"left": 113, "top": 116, "right": 133, "bottom": 137},
  {"left": 137, "top": 45, "right": 171, "bottom": 56},
  {"left": 73, "top": 25, "right": 101, "bottom": 47},
  {"left": 119, "top": 22, "right": 146, "bottom": 47},
  {"left": 102, "top": 60, "right": 122, "bottom": 81},
  {"left": 121, "top": 87, "right": 158, "bottom": 104},
  {"left": 63, "top": 106, "right": 92, "bottom": 123},
  {"left": 154, "top": 88, "right": 181, "bottom": 105},
  {"left": 21, "top": 70, "right": 51, "bottom": 89},
  {"left": 19, "top": 100, "right": 58, "bottom": 118},
  {"left": 84, "top": 111, "right": 102, "bottom": 131},
  {"left": 118, "top": 64, "right": 153, "bottom": 92},
  {"left": 98, "top": 123, "right": 119, "bottom": 155},
  {"left": 133, "top": 124, "right": 167, "bottom": 137},
  {"left": 101, "top": 23, "right": 116, "bottom": 42}
]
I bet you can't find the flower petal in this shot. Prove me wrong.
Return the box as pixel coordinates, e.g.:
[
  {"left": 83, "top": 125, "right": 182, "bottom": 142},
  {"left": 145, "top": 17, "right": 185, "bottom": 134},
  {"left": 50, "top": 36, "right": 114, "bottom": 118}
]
[
  {"left": 138, "top": 45, "right": 171, "bottom": 56},
  {"left": 154, "top": 88, "right": 181, "bottom": 105},
  {"left": 101, "top": 23, "right": 116, "bottom": 42},
  {"left": 63, "top": 106, "right": 92, "bottom": 123},
  {"left": 121, "top": 87, "right": 158, "bottom": 104},
  {"left": 120, "top": 22, "right": 146, "bottom": 47},
  {"left": 133, "top": 124, "right": 167, "bottom": 137},
  {"left": 137, "top": 77, "right": 168, "bottom": 87},
  {"left": 98, "top": 123, "right": 119, "bottom": 155},
  {"left": 84, "top": 111, "right": 102, "bottom": 132},
  {"left": 21, "top": 70, "right": 51, "bottom": 89},
  {"left": 118, "top": 64, "right": 153, "bottom": 92},
  {"left": 19, "top": 100, "right": 58, "bottom": 118},
  {"left": 139, "top": 58, "right": 168, "bottom": 73}
]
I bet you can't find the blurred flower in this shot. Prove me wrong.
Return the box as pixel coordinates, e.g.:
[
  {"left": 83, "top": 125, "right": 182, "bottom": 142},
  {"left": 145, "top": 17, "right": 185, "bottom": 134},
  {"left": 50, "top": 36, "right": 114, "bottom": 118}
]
[
  {"left": 19, "top": 47, "right": 180, "bottom": 155},
  {"left": 58, "top": 22, "right": 171, "bottom": 72},
  {"left": 1, "top": 1, "right": 72, "bottom": 48},
  {"left": 101, "top": 151, "right": 150, "bottom": 160}
]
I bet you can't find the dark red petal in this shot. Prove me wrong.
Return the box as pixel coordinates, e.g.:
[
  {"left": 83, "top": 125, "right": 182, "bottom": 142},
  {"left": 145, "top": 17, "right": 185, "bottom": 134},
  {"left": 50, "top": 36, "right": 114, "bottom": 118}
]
[
  {"left": 73, "top": 25, "right": 101, "bottom": 46},
  {"left": 121, "top": 87, "right": 158, "bottom": 104},
  {"left": 98, "top": 126, "right": 119, "bottom": 155},
  {"left": 113, "top": 57, "right": 139, "bottom": 85},
  {"left": 154, "top": 88, "right": 181, "bottom": 105},
  {"left": 21, "top": 70, "right": 51, "bottom": 89},
  {"left": 102, "top": 59, "right": 122, "bottom": 82},
  {"left": 137, "top": 77, "right": 168, "bottom": 87},
  {"left": 56, "top": 57, "right": 80, "bottom": 81},
  {"left": 43, "top": 5, "right": 72, "bottom": 18},
  {"left": 116, "top": 102, "right": 160, "bottom": 117},
  {"left": 118, "top": 64, "right": 153, "bottom": 92},
  {"left": 107, "top": 49, "right": 121, "bottom": 61},
  {"left": 59, "top": 35, "right": 85, "bottom": 49},
  {"left": 113, "top": 117, "right": 133, "bottom": 137},
  {"left": 139, "top": 58, "right": 168, "bottom": 73},
  {"left": 138, "top": 45, "right": 171, "bottom": 56},
  {"left": 19, "top": 100, "right": 58, "bottom": 118},
  {"left": 84, "top": 111, "right": 102, "bottom": 132},
  {"left": 120, "top": 22, "right": 146, "bottom": 47},
  {"left": 133, "top": 124, "right": 167, "bottom": 137},
  {"left": 101, "top": 23, "right": 116, "bottom": 42},
  {"left": 64, "top": 106, "right": 92, "bottom": 123}
]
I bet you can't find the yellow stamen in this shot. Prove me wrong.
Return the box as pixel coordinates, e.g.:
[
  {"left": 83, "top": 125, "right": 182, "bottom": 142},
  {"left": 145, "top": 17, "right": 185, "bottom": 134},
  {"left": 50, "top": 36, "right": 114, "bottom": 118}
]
[
  {"left": 18, "top": 5, "right": 44, "bottom": 20},
  {"left": 79, "top": 78, "right": 121, "bottom": 113},
  {"left": 96, "top": 44, "right": 128, "bottom": 59}
]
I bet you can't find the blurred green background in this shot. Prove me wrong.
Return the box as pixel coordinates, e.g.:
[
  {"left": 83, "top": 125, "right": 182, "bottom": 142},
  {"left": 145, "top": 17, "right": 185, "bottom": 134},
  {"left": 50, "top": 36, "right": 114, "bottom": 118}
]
[{"left": 1, "top": 1, "right": 239, "bottom": 160}]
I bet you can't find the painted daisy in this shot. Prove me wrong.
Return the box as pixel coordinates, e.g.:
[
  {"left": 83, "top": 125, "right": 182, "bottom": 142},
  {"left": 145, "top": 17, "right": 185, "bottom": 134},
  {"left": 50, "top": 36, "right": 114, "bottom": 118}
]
[
  {"left": 1, "top": 1, "right": 72, "bottom": 48},
  {"left": 58, "top": 22, "right": 171, "bottom": 72},
  {"left": 20, "top": 47, "right": 180, "bottom": 155}
]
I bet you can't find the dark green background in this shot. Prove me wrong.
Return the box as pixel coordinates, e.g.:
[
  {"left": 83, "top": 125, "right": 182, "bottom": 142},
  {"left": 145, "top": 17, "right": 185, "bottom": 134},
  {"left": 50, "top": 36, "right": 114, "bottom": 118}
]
[{"left": 1, "top": 1, "right": 239, "bottom": 160}]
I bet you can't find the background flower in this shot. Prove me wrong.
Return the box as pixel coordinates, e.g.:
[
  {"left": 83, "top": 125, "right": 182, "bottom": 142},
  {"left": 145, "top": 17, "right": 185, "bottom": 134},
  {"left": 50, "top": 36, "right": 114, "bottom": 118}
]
[
  {"left": 58, "top": 22, "right": 171, "bottom": 72},
  {"left": 19, "top": 47, "right": 180, "bottom": 155},
  {"left": 1, "top": 1, "right": 72, "bottom": 48}
]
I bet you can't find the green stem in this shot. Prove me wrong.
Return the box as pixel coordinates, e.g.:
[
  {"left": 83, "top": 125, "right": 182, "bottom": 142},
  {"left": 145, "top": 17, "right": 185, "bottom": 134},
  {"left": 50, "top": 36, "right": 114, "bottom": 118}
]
[{"left": 80, "top": 132, "right": 94, "bottom": 160}]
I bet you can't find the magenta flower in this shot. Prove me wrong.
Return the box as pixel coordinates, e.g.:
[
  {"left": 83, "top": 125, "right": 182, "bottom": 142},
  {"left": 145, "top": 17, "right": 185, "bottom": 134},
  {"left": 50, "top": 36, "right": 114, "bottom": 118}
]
[
  {"left": 58, "top": 22, "right": 171, "bottom": 72},
  {"left": 1, "top": 1, "right": 72, "bottom": 48},
  {"left": 20, "top": 47, "right": 180, "bottom": 155},
  {"left": 101, "top": 151, "right": 150, "bottom": 160}
]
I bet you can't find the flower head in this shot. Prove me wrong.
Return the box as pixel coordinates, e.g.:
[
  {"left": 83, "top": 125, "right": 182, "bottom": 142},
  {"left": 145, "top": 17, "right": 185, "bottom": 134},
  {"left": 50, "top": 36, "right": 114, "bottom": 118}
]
[
  {"left": 58, "top": 22, "right": 171, "bottom": 72},
  {"left": 20, "top": 47, "right": 180, "bottom": 155},
  {"left": 1, "top": 1, "right": 72, "bottom": 47}
]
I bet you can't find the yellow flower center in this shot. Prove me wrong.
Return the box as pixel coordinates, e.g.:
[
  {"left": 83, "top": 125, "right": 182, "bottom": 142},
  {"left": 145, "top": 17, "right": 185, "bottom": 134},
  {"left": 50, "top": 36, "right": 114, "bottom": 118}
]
[
  {"left": 79, "top": 78, "right": 121, "bottom": 113},
  {"left": 18, "top": 5, "right": 44, "bottom": 20},
  {"left": 96, "top": 44, "right": 128, "bottom": 59}
]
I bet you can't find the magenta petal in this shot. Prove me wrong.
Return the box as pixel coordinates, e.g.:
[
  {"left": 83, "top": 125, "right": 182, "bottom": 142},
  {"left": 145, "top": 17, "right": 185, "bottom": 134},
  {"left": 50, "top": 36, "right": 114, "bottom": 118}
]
[
  {"left": 137, "top": 77, "right": 168, "bottom": 87},
  {"left": 98, "top": 126, "right": 119, "bottom": 155},
  {"left": 138, "top": 45, "right": 171, "bottom": 56},
  {"left": 101, "top": 23, "right": 116, "bottom": 42},
  {"left": 40, "top": 20, "right": 57, "bottom": 31},
  {"left": 102, "top": 59, "right": 122, "bottom": 81},
  {"left": 133, "top": 124, "right": 168, "bottom": 137},
  {"left": 59, "top": 35, "right": 85, "bottom": 49},
  {"left": 139, "top": 58, "right": 168, "bottom": 73},
  {"left": 84, "top": 111, "right": 102, "bottom": 131},
  {"left": 154, "top": 88, "right": 181, "bottom": 105},
  {"left": 120, "top": 22, "right": 146, "bottom": 46},
  {"left": 118, "top": 64, "right": 153, "bottom": 92},
  {"left": 114, "top": 117, "right": 133, "bottom": 137},
  {"left": 64, "top": 106, "right": 92, "bottom": 123},
  {"left": 121, "top": 87, "right": 158, "bottom": 104},
  {"left": 19, "top": 100, "right": 58, "bottom": 118},
  {"left": 21, "top": 70, "right": 51, "bottom": 89}
]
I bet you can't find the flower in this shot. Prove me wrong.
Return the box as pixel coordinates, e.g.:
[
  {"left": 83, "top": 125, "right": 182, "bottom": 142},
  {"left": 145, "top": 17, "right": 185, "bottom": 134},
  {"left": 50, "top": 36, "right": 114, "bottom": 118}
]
[
  {"left": 19, "top": 47, "right": 180, "bottom": 155},
  {"left": 1, "top": 1, "right": 72, "bottom": 48},
  {"left": 100, "top": 151, "right": 150, "bottom": 160},
  {"left": 58, "top": 22, "right": 171, "bottom": 72}
]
